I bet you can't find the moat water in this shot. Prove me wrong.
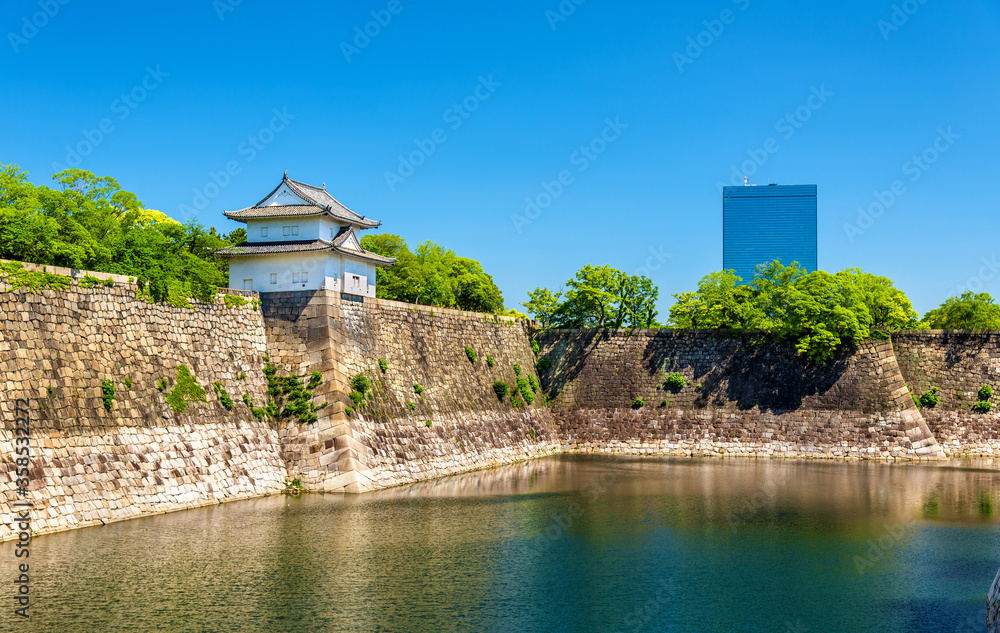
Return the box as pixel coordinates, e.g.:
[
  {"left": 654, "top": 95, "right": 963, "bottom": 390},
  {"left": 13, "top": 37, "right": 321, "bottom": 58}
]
[{"left": 2, "top": 456, "right": 999, "bottom": 632}]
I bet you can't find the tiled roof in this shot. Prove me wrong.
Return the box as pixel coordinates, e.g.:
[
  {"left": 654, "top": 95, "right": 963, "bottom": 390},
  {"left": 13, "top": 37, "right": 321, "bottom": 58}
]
[
  {"left": 224, "top": 173, "right": 381, "bottom": 228},
  {"left": 215, "top": 240, "right": 334, "bottom": 257},
  {"left": 223, "top": 205, "right": 327, "bottom": 220},
  {"left": 215, "top": 236, "right": 396, "bottom": 265},
  {"left": 337, "top": 248, "right": 396, "bottom": 265},
  {"left": 330, "top": 226, "right": 396, "bottom": 263}
]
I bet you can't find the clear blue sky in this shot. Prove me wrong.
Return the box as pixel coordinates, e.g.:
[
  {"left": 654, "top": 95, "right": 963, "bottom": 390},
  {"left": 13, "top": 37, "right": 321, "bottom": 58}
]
[{"left": 3, "top": 0, "right": 998, "bottom": 316}]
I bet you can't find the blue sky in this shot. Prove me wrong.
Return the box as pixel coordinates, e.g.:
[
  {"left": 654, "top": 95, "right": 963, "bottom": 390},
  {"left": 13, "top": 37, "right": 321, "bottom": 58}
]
[{"left": 3, "top": 0, "right": 998, "bottom": 316}]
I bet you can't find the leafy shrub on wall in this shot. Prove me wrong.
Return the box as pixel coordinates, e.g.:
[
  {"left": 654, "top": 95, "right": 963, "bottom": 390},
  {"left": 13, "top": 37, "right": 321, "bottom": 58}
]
[
  {"left": 493, "top": 381, "right": 509, "bottom": 399},
  {"left": 664, "top": 373, "right": 685, "bottom": 391},
  {"left": 100, "top": 380, "right": 115, "bottom": 413},
  {"left": 164, "top": 366, "right": 207, "bottom": 414},
  {"left": 212, "top": 381, "right": 235, "bottom": 411},
  {"left": 516, "top": 377, "right": 534, "bottom": 405},
  {"left": 918, "top": 387, "right": 939, "bottom": 408}
]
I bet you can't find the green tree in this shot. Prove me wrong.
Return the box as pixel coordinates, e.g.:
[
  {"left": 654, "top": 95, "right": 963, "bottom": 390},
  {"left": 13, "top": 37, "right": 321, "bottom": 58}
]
[
  {"left": 224, "top": 227, "right": 247, "bottom": 244},
  {"left": 524, "top": 287, "right": 562, "bottom": 328},
  {"left": 836, "top": 268, "right": 920, "bottom": 332},
  {"left": 531, "top": 264, "right": 658, "bottom": 329},
  {"left": 747, "top": 260, "right": 807, "bottom": 330},
  {"left": 360, "top": 233, "right": 508, "bottom": 315},
  {"left": 617, "top": 273, "right": 659, "bottom": 328},
  {"left": 360, "top": 233, "right": 424, "bottom": 303},
  {"left": 666, "top": 290, "right": 707, "bottom": 328},
  {"left": 555, "top": 265, "right": 622, "bottom": 327},
  {"left": 921, "top": 292, "right": 1000, "bottom": 330},
  {"left": 0, "top": 164, "right": 238, "bottom": 305},
  {"left": 778, "top": 271, "right": 870, "bottom": 362},
  {"left": 450, "top": 257, "right": 503, "bottom": 313},
  {"left": 668, "top": 270, "right": 760, "bottom": 329},
  {"left": 668, "top": 260, "right": 921, "bottom": 363}
]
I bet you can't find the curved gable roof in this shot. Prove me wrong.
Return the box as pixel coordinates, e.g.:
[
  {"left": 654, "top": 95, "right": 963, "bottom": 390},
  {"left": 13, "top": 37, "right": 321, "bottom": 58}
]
[{"left": 224, "top": 172, "right": 382, "bottom": 228}]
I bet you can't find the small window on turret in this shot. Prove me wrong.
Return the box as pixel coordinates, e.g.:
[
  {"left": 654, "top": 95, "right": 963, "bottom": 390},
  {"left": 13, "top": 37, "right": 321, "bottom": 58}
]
[{"left": 261, "top": 227, "right": 268, "bottom": 237}]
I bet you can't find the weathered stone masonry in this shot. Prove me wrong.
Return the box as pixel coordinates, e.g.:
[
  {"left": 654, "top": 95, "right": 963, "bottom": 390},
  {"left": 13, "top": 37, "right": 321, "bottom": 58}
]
[
  {"left": 894, "top": 331, "right": 1000, "bottom": 456},
  {"left": 536, "top": 329, "right": 944, "bottom": 460},
  {"left": 7, "top": 273, "right": 1000, "bottom": 542},
  {"left": 261, "top": 291, "right": 558, "bottom": 492},
  {"left": 0, "top": 282, "right": 286, "bottom": 541}
]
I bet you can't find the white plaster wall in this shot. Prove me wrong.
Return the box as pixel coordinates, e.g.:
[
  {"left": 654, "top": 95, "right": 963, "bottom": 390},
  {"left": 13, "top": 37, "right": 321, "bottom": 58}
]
[
  {"left": 246, "top": 218, "right": 321, "bottom": 243},
  {"left": 229, "top": 253, "right": 327, "bottom": 292},
  {"left": 319, "top": 218, "right": 348, "bottom": 242},
  {"left": 324, "top": 254, "right": 343, "bottom": 292},
  {"left": 342, "top": 257, "right": 371, "bottom": 297},
  {"left": 258, "top": 183, "right": 310, "bottom": 207},
  {"left": 229, "top": 252, "right": 378, "bottom": 297}
]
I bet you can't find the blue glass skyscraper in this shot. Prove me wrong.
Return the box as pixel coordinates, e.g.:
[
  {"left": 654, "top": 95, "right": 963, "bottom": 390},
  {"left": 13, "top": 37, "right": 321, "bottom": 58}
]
[{"left": 722, "top": 184, "right": 817, "bottom": 283}]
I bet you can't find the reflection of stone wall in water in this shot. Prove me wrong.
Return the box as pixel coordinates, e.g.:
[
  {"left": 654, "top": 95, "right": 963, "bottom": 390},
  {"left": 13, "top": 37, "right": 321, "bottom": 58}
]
[
  {"left": 10, "top": 262, "right": 1000, "bottom": 543},
  {"left": 535, "top": 329, "right": 944, "bottom": 459}
]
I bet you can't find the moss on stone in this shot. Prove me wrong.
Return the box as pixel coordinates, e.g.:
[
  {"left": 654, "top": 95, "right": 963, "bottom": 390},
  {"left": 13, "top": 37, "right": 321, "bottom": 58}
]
[{"left": 165, "top": 366, "right": 207, "bottom": 414}]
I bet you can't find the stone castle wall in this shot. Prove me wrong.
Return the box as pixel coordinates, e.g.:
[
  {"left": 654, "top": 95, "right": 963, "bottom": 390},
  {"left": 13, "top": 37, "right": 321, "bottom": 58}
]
[
  {"left": 0, "top": 279, "right": 287, "bottom": 541},
  {"left": 535, "top": 329, "right": 944, "bottom": 460},
  {"left": 336, "top": 298, "right": 558, "bottom": 489},
  {"left": 7, "top": 269, "right": 1000, "bottom": 542},
  {"left": 894, "top": 331, "right": 1000, "bottom": 455},
  {"left": 261, "top": 292, "right": 557, "bottom": 492}
]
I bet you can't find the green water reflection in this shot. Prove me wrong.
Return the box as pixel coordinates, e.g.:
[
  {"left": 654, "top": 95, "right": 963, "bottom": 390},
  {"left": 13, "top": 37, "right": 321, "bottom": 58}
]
[{"left": 1, "top": 456, "right": 998, "bottom": 632}]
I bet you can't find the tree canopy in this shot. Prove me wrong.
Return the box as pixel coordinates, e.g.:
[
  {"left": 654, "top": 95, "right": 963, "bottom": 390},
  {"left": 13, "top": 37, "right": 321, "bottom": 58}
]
[
  {"left": 524, "top": 264, "right": 659, "bottom": 329},
  {"left": 668, "top": 261, "right": 920, "bottom": 362},
  {"left": 921, "top": 291, "right": 1000, "bottom": 330},
  {"left": 0, "top": 164, "right": 238, "bottom": 305},
  {"left": 360, "top": 233, "right": 509, "bottom": 315}
]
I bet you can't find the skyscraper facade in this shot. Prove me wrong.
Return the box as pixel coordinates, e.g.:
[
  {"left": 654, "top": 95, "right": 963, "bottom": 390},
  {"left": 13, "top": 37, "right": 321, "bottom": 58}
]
[{"left": 722, "top": 184, "right": 817, "bottom": 283}]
